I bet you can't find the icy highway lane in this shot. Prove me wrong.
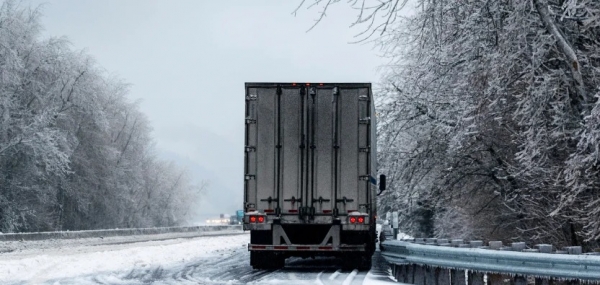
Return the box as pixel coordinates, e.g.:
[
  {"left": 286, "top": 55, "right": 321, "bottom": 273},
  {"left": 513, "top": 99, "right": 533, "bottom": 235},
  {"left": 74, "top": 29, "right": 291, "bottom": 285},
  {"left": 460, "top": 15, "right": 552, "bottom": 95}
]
[{"left": 0, "top": 231, "right": 397, "bottom": 284}]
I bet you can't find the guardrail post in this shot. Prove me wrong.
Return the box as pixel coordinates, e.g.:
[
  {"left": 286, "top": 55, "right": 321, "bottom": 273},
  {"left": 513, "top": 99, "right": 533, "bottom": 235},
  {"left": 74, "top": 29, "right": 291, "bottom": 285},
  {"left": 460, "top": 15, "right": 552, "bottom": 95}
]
[
  {"left": 415, "top": 265, "right": 426, "bottom": 285},
  {"left": 451, "top": 239, "right": 464, "bottom": 247},
  {"left": 399, "top": 265, "right": 410, "bottom": 283},
  {"left": 535, "top": 244, "right": 553, "bottom": 253},
  {"left": 408, "top": 264, "right": 416, "bottom": 284},
  {"left": 438, "top": 268, "right": 451, "bottom": 285},
  {"left": 511, "top": 242, "right": 526, "bottom": 251},
  {"left": 514, "top": 275, "right": 527, "bottom": 285},
  {"left": 425, "top": 266, "right": 437, "bottom": 285},
  {"left": 467, "top": 271, "right": 484, "bottom": 285},
  {"left": 535, "top": 278, "right": 553, "bottom": 285},
  {"left": 489, "top": 241, "right": 503, "bottom": 250},
  {"left": 407, "top": 265, "right": 413, "bottom": 283},
  {"left": 451, "top": 269, "right": 466, "bottom": 285},
  {"left": 488, "top": 273, "right": 511, "bottom": 285},
  {"left": 565, "top": 246, "right": 582, "bottom": 255},
  {"left": 394, "top": 265, "right": 408, "bottom": 283}
]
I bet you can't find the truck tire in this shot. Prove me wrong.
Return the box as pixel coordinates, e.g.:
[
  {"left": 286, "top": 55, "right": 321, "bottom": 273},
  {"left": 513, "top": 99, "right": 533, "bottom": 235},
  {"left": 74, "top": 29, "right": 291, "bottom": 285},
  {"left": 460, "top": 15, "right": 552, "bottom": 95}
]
[
  {"left": 271, "top": 253, "right": 286, "bottom": 269},
  {"left": 358, "top": 254, "right": 372, "bottom": 270},
  {"left": 341, "top": 253, "right": 372, "bottom": 271},
  {"left": 250, "top": 251, "right": 265, "bottom": 269}
]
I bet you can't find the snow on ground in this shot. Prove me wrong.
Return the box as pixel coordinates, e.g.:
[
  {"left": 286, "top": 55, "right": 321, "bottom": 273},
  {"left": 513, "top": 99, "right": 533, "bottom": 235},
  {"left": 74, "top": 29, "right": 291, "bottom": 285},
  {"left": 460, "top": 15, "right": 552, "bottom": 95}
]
[
  {"left": 364, "top": 270, "right": 400, "bottom": 285},
  {"left": 0, "top": 231, "right": 248, "bottom": 284},
  {"left": 0, "top": 227, "right": 405, "bottom": 285}
]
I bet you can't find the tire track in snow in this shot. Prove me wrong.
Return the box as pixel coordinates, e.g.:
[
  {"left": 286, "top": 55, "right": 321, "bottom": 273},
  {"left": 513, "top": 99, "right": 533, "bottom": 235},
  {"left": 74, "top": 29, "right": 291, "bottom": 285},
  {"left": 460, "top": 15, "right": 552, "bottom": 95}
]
[{"left": 20, "top": 234, "right": 394, "bottom": 285}]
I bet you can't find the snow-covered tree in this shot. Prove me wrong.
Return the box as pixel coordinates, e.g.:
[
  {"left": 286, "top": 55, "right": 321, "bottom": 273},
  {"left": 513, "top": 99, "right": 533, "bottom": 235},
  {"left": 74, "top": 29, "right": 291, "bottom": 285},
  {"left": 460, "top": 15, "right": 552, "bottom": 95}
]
[
  {"left": 302, "top": 0, "right": 600, "bottom": 248},
  {"left": 0, "top": 0, "right": 202, "bottom": 232}
]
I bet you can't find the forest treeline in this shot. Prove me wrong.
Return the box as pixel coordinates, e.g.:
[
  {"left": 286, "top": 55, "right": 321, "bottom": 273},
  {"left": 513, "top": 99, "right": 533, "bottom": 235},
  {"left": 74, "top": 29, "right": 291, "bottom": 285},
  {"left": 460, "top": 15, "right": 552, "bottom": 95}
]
[
  {"left": 302, "top": 0, "right": 600, "bottom": 249},
  {"left": 0, "top": 1, "right": 200, "bottom": 233},
  {"left": 360, "top": 0, "right": 600, "bottom": 249}
]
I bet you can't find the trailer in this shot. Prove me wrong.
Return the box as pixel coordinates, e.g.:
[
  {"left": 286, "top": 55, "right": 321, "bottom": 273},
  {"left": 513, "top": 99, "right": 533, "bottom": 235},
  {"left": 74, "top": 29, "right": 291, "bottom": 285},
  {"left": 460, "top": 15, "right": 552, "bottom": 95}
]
[
  {"left": 243, "top": 82, "right": 386, "bottom": 269},
  {"left": 229, "top": 210, "right": 244, "bottom": 225}
]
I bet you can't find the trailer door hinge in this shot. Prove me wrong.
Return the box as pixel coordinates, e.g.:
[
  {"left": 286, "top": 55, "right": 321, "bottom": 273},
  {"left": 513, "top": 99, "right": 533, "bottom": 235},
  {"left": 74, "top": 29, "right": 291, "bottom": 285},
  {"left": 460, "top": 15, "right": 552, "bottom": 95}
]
[
  {"left": 245, "top": 117, "right": 256, "bottom": 124},
  {"left": 358, "top": 95, "right": 369, "bottom": 101},
  {"left": 335, "top": 196, "right": 354, "bottom": 205},
  {"left": 359, "top": 117, "right": 371, "bottom": 124},
  {"left": 359, "top": 175, "right": 370, "bottom": 181},
  {"left": 246, "top": 94, "right": 257, "bottom": 101},
  {"left": 245, "top": 175, "right": 256, "bottom": 180},
  {"left": 312, "top": 196, "right": 331, "bottom": 204},
  {"left": 260, "top": 196, "right": 278, "bottom": 203},
  {"left": 245, "top": 146, "right": 256, "bottom": 152},
  {"left": 359, "top": 147, "right": 369, "bottom": 153},
  {"left": 284, "top": 196, "right": 302, "bottom": 204}
]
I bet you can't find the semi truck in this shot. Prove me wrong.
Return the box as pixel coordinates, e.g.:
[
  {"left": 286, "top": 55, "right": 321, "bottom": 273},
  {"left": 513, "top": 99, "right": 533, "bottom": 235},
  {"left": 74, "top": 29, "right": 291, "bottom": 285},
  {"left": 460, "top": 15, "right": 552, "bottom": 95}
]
[
  {"left": 230, "top": 210, "right": 244, "bottom": 225},
  {"left": 243, "top": 82, "right": 386, "bottom": 270}
]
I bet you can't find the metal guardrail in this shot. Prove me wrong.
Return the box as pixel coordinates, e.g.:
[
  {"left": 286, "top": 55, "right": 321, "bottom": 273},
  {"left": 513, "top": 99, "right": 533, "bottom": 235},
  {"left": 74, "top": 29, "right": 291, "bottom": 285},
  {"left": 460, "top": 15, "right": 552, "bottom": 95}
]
[
  {"left": 0, "top": 225, "right": 242, "bottom": 241},
  {"left": 381, "top": 239, "right": 600, "bottom": 283}
]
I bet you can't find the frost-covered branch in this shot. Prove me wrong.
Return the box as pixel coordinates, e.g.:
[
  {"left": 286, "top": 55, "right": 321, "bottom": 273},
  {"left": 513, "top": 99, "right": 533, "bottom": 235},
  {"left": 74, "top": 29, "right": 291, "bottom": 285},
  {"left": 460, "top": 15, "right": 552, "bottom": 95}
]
[{"left": 533, "top": 0, "right": 588, "bottom": 105}]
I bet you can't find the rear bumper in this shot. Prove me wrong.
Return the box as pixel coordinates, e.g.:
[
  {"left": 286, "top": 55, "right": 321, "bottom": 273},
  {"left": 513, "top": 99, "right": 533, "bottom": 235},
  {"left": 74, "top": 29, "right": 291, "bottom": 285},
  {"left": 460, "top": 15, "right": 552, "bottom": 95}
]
[
  {"left": 248, "top": 244, "right": 366, "bottom": 252},
  {"left": 244, "top": 223, "right": 370, "bottom": 231}
]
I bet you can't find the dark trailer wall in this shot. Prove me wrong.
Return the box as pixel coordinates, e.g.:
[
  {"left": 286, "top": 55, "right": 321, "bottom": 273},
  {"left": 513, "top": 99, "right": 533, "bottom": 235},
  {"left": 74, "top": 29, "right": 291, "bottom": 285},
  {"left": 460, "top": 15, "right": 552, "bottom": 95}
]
[{"left": 244, "top": 83, "right": 377, "bottom": 222}]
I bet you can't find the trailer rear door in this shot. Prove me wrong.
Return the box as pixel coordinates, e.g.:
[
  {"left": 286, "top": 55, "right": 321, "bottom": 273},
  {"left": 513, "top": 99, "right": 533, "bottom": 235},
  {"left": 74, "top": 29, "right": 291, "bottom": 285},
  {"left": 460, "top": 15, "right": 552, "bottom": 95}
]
[{"left": 244, "top": 83, "right": 373, "bottom": 218}]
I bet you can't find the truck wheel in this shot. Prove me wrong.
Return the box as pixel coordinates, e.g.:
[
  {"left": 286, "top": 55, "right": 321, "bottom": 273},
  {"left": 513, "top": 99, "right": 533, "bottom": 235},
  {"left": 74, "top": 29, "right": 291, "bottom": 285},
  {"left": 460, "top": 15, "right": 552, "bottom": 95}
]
[
  {"left": 250, "top": 251, "right": 266, "bottom": 269},
  {"left": 269, "top": 253, "right": 286, "bottom": 269},
  {"left": 358, "top": 254, "right": 372, "bottom": 270},
  {"left": 341, "top": 253, "right": 371, "bottom": 271}
]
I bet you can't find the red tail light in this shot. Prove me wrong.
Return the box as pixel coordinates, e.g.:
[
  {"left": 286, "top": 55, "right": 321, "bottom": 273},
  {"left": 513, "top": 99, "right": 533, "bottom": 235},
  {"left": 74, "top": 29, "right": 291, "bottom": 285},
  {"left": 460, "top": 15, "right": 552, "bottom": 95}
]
[
  {"left": 349, "top": 217, "right": 357, "bottom": 224},
  {"left": 258, "top": 216, "right": 265, "bottom": 223},
  {"left": 249, "top": 216, "right": 257, "bottom": 223},
  {"left": 358, "top": 217, "right": 365, "bottom": 223}
]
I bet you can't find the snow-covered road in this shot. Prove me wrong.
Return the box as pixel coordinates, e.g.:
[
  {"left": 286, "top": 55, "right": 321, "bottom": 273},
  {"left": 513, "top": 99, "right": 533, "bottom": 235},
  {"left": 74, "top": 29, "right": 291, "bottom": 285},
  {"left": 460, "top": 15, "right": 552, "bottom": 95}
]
[{"left": 0, "top": 231, "right": 398, "bottom": 285}]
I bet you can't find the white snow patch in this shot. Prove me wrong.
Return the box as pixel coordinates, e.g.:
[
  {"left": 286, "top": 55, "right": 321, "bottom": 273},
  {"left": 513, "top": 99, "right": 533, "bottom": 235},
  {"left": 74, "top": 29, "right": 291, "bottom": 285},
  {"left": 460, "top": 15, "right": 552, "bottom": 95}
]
[
  {"left": 364, "top": 270, "right": 411, "bottom": 285},
  {"left": 329, "top": 269, "right": 341, "bottom": 280},
  {"left": 0, "top": 231, "right": 249, "bottom": 284},
  {"left": 341, "top": 269, "right": 358, "bottom": 285},
  {"left": 315, "top": 271, "right": 325, "bottom": 285}
]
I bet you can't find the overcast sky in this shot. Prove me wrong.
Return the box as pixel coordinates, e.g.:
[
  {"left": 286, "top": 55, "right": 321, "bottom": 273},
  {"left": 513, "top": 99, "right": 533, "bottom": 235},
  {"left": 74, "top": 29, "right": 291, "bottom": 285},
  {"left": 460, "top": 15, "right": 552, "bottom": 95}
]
[{"left": 24, "top": 0, "right": 387, "bottom": 221}]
